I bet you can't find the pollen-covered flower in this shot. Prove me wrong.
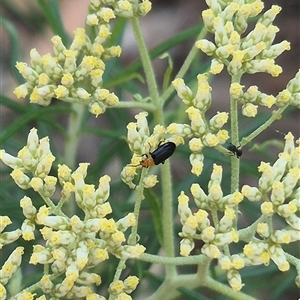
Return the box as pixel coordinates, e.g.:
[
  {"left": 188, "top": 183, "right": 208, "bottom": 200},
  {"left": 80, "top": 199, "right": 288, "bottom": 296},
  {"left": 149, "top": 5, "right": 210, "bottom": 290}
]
[
  {"left": 218, "top": 207, "right": 236, "bottom": 233},
  {"left": 172, "top": 78, "right": 193, "bottom": 105},
  {"left": 167, "top": 123, "right": 193, "bottom": 138},
  {"left": 142, "top": 175, "right": 158, "bottom": 188},
  {"left": 242, "top": 103, "right": 258, "bottom": 117},
  {"left": 193, "top": 74, "right": 212, "bottom": 112},
  {"left": 227, "top": 269, "right": 244, "bottom": 291},
  {"left": 202, "top": 243, "right": 221, "bottom": 259},
  {"left": 120, "top": 165, "right": 138, "bottom": 189},
  {"left": 269, "top": 244, "right": 290, "bottom": 271},
  {"left": 180, "top": 238, "right": 195, "bottom": 257},
  {"left": 107, "top": 275, "right": 139, "bottom": 298},
  {"left": 0, "top": 247, "right": 24, "bottom": 286},
  {"left": 178, "top": 191, "right": 192, "bottom": 224},
  {"left": 242, "top": 185, "right": 262, "bottom": 201},
  {"left": 189, "top": 153, "right": 204, "bottom": 176}
]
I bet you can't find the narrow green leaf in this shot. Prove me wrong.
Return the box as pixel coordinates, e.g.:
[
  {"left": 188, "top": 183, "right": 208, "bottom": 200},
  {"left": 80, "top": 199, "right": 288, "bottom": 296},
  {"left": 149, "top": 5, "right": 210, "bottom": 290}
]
[
  {"left": 0, "top": 95, "right": 27, "bottom": 113},
  {"left": 113, "top": 24, "right": 203, "bottom": 80},
  {"left": 159, "top": 52, "right": 174, "bottom": 92},
  {"left": 0, "top": 106, "right": 71, "bottom": 145},
  {"left": 0, "top": 16, "right": 23, "bottom": 84},
  {"left": 37, "top": 0, "right": 68, "bottom": 44},
  {"left": 144, "top": 189, "right": 163, "bottom": 246}
]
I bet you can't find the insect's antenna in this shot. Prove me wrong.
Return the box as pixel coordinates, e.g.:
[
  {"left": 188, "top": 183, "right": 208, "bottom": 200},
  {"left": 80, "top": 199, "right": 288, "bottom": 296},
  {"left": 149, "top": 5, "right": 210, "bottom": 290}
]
[{"left": 271, "top": 127, "right": 286, "bottom": 136}]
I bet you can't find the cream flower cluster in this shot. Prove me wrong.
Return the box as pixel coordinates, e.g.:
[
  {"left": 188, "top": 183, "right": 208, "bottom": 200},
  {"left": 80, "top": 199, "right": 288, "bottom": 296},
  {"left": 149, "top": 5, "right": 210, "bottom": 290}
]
[
  {"left": 178, "top": 132, "right": 300, "bottom": 291},
  {"left": 13, "top": 0, "right": 152, "bottom": 117},
  {"left": 13, "top": 34, "right": 119, "bottom": 116},
  {"left": 13, "top": 1, "right": 142, "bottom": 116},
  {"left": 0, "top": 128, "right": 145, "bottom": 299},
  {"left": 178, "top": 164, "right": 242, "bottom": 290},
  {"left": 230, "top": 69, "right": 300, "bottom": 117},
  {"left": 170, "top": 74, "right": 229, "bottom": 176},
  {"left": 89, "top": 0, "right": 151, "bottom": 19},
  {"left": 178, "top": 164, "right": 242, "bottom": 258},
  {"left": 194, "top": 0, "right": 300, "bottom": 117},
  {"left": 121, "top": 112, "right": 182, "bottom": 189},
  {"left": 196, "top": 1, "right": 290, "bottom": 77},
  {"left": 0, "top": 246, "right": 24, "bottom": 299},
  {"left": 108, "top": 276, "right": 139, "bottom": 300},
  {"left": 241, "top": 132, "right": 300, "bottom": 274}
]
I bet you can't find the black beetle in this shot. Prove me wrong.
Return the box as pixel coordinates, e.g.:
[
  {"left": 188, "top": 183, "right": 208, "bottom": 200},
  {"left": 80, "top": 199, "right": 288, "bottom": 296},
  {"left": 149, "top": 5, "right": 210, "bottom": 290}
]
[
  {"left": 227, "top": 143, "right": 242, "bottom": 158},
  {"left": 139, "top": 141, "right": 176, "bottom": 167}
]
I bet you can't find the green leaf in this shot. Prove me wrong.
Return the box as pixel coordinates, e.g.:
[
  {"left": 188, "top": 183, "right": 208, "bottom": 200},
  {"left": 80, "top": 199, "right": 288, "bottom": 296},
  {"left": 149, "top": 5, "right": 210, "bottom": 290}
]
[
  {"left": 0, "top": 106, "right": 71, "bottom": 145},
  {"left": 144, "top": 189, "right": 163, "bottom": 246},
  {"left": 37, "top": 0, "right": 68, "bottom": 44},
  {"left": 0, "top": 16, "right": 23, "bottom": 84},
  {"left": 159, "top": 52, "right": 174, "bottom": 92},
  {"left": 0, "top": 94, "right": 27, "bottom": 113},
  {"left": 111, "top": 24, "right": 203, "bottom": 82}
]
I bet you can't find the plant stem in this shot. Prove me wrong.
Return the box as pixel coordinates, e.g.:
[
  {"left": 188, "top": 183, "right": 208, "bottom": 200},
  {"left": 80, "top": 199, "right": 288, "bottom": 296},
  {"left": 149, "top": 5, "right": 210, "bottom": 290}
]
[
  {"left": 241, "top": 105, "right": 289, "bottom": 146},
  {"left": 110, "top": 172, "right": 148, "bottom": 299},
  {"left": 130, "top": 17, "right": 162, "bottom": 123},
  {"left": 203, "top": 277, "right": 257, "bottom": 300},
  {"left": 131, "top": 17, "right": 176, "bottom": 277},
  {"left": 65, "top": 103, "right": 85, "bottom": 169},
  {"left": 161, "top": 160, "right": 176, "bottom": 277},
  {"left": 128, "top": 168, "right": 147, "bottom": 246},
  {"left": 230, "top": 74, "right": 242, "bottom": 194},
  {"left": 115, "top": 101, "right": 155, "bottom": 111},
  {"left": 64, "top": 102, "right": 85, "bottom": 216},
  {"left": 140, "top": 252, "right": 209, "bottom": 265},
  {"left": 113, "top": 259, "right": 126, "bottom": 282}
]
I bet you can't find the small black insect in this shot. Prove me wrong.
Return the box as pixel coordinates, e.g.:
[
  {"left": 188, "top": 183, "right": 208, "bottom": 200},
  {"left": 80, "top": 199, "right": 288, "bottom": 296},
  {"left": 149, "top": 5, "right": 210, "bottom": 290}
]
[
  {"left": 227, "top": 143, "right": 242, "bottom": 158},
  {"left": 136, "top": 141, "right": 176, "bottom": 168}
]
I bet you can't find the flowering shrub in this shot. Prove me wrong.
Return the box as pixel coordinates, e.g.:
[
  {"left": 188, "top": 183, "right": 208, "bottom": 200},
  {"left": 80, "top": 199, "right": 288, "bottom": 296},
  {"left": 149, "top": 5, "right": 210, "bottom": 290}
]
[{"left": 1, "top": 0, "right": 299, "bottom": 299}]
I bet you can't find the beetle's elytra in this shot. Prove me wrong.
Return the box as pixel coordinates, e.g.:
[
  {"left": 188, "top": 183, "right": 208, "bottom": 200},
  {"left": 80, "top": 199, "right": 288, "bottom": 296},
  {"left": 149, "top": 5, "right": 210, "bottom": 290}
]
[{"left": 139, "top": 141, "right": 176, "bottom": 168}]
